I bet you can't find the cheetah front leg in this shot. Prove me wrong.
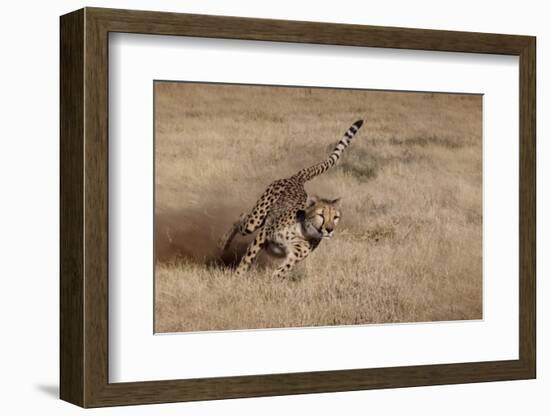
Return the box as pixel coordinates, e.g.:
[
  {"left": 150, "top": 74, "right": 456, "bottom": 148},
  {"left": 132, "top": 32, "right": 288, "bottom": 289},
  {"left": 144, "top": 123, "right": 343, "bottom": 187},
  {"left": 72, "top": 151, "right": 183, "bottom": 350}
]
[
  {"left": 272, "top": 242, "right": 312, "bottom": 279},
  {"left": 235, "top": 229, "right": 267, "bottom": 276}
]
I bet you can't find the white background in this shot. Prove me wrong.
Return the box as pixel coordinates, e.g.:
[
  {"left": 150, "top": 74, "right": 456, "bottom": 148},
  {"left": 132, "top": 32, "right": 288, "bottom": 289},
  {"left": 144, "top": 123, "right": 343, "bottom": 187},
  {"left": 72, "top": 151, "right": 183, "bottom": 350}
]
[
  {"left": 110, "top": 34, "right": 519, "bottom": 382},
  {"left": 0, "top": 0, "right": 546, "bottom": 415}
]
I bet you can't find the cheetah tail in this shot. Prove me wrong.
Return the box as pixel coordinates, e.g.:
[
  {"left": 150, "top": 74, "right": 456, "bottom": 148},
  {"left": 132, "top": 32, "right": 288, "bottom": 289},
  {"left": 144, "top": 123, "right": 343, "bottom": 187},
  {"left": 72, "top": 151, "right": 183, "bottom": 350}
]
[{"left": 292, "top": 119, "right": 364, "bottom": 182}]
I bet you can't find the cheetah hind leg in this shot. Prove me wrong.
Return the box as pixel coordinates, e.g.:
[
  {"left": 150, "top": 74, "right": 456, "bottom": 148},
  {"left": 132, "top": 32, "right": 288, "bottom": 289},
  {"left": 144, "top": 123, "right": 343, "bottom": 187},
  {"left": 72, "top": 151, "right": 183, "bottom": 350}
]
[
  {"left": 237, "top": 182, "right": 278, "bottom": 235},
  {"left": 218, "top": 213, "right": 248, "bottom": 253},
  {"left": 219, "top": 190, "right": 273, "bottom": 254}
]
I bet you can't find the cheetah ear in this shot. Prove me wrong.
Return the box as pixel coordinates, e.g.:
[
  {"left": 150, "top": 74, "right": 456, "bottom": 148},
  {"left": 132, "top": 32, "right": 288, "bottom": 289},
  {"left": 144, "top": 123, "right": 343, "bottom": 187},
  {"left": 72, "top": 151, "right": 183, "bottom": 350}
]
[
  {"left": 296, "top": 209, "right": 306, "bottom": 222},
  {"left": 306, "top": 195, "right": 319, "bottom": 208},
  {"left": 330, "top": 197, "right": 342, "bottom": 206}
]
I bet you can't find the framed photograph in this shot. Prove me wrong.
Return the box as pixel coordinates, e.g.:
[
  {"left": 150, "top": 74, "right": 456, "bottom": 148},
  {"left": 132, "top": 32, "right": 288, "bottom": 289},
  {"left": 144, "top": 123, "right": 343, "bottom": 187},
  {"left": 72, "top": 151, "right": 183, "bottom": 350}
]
[{"left": 60, "top": 7, "right": 536, "bottom": 407}]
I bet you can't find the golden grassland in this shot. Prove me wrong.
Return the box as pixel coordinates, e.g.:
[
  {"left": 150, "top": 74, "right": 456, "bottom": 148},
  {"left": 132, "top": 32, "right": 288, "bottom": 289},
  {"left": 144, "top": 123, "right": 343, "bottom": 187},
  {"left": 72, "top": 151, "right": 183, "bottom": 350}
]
[{"left": 154, "top": 82, "right": 482, "bottom": 333}]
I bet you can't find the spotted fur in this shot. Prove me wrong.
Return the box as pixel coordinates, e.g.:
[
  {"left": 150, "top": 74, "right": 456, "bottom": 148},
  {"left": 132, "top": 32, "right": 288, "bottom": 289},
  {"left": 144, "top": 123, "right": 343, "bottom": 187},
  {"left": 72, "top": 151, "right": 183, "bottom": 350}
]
[{"left": 220, "top": 119, "right": 364, "bottom": 278}]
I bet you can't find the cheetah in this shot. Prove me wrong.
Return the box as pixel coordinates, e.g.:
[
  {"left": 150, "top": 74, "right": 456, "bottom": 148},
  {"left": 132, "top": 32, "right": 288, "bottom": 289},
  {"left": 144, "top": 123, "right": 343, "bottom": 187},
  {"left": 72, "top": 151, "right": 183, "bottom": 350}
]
[{"left": 220, "top": 119, "right": 365, "bottom": 278}]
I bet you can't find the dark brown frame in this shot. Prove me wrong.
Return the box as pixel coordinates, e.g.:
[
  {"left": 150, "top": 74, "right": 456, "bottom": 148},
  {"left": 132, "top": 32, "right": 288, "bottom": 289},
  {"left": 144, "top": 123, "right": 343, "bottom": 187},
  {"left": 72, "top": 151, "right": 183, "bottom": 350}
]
[{"left": 60, "top": 7, "right": 536, "bottom": 408}]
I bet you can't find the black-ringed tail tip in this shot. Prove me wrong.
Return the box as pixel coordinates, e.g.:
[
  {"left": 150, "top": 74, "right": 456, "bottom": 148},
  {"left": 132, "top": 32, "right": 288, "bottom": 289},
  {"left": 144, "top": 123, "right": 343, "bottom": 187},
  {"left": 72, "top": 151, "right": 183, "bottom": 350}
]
[{"left": 292, "top": 119, "right": 366, "bottom": 182}]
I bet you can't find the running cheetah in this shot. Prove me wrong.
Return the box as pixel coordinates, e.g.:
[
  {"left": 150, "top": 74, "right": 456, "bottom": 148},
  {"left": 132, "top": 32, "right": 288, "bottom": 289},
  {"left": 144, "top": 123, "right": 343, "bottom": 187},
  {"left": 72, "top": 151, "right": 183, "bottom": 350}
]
[{"left": 220, "top": 119, "right": 365, "bottom": 278}]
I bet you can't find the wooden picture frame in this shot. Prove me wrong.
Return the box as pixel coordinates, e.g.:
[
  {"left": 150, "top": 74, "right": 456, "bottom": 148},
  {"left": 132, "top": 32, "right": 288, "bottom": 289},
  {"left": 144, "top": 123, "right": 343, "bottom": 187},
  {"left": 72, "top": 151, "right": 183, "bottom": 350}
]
[{"left": 60, "top": 7, "right": 536, "bottom": 408}]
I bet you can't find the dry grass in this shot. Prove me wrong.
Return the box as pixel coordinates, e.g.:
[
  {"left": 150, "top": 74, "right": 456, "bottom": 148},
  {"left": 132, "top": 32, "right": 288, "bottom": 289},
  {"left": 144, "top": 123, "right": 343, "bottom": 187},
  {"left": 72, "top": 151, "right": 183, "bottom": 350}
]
[{"left": 154, "top": 82, "right": 482, "bottom": 333}]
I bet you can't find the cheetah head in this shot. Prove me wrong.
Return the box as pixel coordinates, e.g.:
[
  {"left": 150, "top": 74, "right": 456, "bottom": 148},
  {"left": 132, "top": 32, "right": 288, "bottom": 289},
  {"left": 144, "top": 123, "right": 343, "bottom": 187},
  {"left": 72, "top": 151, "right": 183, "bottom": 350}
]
[{"left": 298, "top": 196, "right": 341, "bottom": 240}]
